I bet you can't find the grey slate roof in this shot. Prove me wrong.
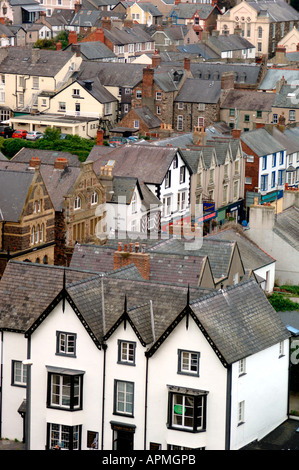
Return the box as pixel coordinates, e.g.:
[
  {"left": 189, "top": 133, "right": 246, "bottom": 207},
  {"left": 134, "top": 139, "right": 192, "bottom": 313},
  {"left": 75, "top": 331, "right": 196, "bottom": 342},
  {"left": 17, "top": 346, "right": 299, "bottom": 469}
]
[
  {"left": 273, "top": 84, "right": 299, "bottom": 109},
  {"left": 174, "top": 78, "right": 221, "bottom": 104},
  {"left": 0, "top": 169, "right": 34, "bottom": 222},
  {"left": 70, "top": 9, "right": 101, "bottom": 27},
  {"left": 132, "top": 105, "right": 161, "bottom": 129},
  {"left": 272, "top": 127, "right": 299, "bottom": 155},
  {"left": 104, "top": 25, "right": 153, "bottom": 46},
  {"left": 190, "top": 279, "right": 290, "bottom": 364},
  {"left": 221, "top": 89, "right": 276, "bottom": 111},
  {"left": 169, "top": 3, "right": 217, "bottom": 20},
  {"left": 0, "top": 47, "right": 76, "bottom": 77},
  {"left": 76, "top": 77, "right": 118, "bottom": 103},
  {"left": 72, "top": 41, "right": 116, "bottom": 60},
  {"left": 11, "top": 148, "right": 81, "bottom": 167},
  {"left": 137, "top": 2, "right": 162, "bottom": 16},
  {"left": 258, "top": 69, "right": 299, "bottom": 91},
  {"left": 248, "top": 0, "right": 299, "bottom": 22},
  {"left": 77, "top": 60, "right": 145, "bottom": 88},
  {"left": 208, "top": 226, "right": 275, "bottom": 271},
  {"left": 240, "top": 128, "right": 285, "bottom": 157},
  {"left": 207, "top": 34, "right": 255, "bottom": 52},
  {"left": 191, "top": 62, "right": 261, "bottom": 86},
  {"left": 273, "top": 206, "right": 299, "bottom": 251},
  {"left": 177, "top": 43, "right": 220, "bottom": 60}
]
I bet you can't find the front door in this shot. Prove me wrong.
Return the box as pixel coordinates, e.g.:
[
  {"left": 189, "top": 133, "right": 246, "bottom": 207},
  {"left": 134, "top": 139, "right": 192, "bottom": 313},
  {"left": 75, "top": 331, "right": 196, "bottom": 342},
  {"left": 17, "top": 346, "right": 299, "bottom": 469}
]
[{"left": 113, "top": 429, "right": 134, "bottom": 450}]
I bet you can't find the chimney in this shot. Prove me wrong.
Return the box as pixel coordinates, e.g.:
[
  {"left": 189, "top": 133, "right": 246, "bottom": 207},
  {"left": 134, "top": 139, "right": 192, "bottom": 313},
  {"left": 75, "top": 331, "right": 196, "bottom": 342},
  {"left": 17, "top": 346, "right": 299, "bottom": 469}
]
[
  {"left": 297, "top": 43, "right": 299, "bottom": 52},
  {"left": 97, "top": 129, "right": 104, "bottom": 145},
  {"left": 152, "top": 50, "right": 161, "bottom": 68},
  {"left": 142, "top": 66, "right": 154, "bottom": 98},
  {"left": 0, "top": 17, "right": 5, "bottom": 25},
  {"left": 56, "top": 40, "right": 62, "bottom": 50},
  {"left": 29, "top": 157, "right": 40, "bottom": 169},
  {"left": 74, "top": 1, "right": 82, "bottom": 13},
  {"left": 175, "top": 0, "right": 180, "bottom": 4},
  {"left": 102, "top": 17, "right": 111, "bottom": 31},
  {"left": 193, "top": 126, "right": 206, "bottom": 145},
  {"left": 54, "top": 157, "right": 68, "bottom": 169},
  {"left": 232, "top": 129, "right": 241, "bottom": 139},
  {"left": 68, "top": 30, "right": 77, "bottom": 45},
  {"left": 234, "top": 26, "right": 242, "bottom": 36},
  {"left": 276, "top": 75, "right": 287, "bottom": 93},
  {"left": 113, "top": 242, "right": 150, "bottom": 280},
  {"left": 221, "top": 71, "right": 234, "bottom": 90},
  {"left": 0, "top": 48, "right": 8, "bottom": 63},
  {"left": 84, "top": 80, "right": 93, "bottom": 91},
  {"left": 124, "top": 19, "right": 133, "bottom": 28},
  {"left": 31, "top": 48, "right": 40, "bottom": 64},
  {"left": 95, "top": 27, "right": 105, "bottom": 43},
  {"left": 184, "top": 57, "right": 190, "bottom": 72}
]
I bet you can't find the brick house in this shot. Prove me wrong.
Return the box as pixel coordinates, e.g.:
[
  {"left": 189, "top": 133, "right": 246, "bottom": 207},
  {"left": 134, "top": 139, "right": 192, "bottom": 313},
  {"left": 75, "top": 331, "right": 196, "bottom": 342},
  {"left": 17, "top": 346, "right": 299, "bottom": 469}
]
[
  {"left": 0, "top": 167, "right": 55, "bottom": 277},
  {"left": 117, "top": 104, "right": 161, "bottom": 137},
  {"left": 168, "top": 2, "right": 222, "bottom": 35}
]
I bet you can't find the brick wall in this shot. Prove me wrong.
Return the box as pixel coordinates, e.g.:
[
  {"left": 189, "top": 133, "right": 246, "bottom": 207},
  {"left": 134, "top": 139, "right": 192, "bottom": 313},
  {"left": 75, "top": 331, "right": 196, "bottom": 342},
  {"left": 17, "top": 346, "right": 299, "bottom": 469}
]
[
  {"left": 240, "top": 140, "right": 259, "bottom": 194},
  {"left": 113, "top": 242, "right": 150, "bottom": 280}
]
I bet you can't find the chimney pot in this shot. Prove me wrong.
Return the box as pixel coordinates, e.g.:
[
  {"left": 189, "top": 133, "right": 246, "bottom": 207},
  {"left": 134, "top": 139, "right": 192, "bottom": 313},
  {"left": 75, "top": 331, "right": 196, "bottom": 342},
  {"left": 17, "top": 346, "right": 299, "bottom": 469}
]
[
  {"left": 118, "top": 242, "right": 122, "bottom": 251},
  {"left": 135, "top": 242, "right": 139, "bottom": 253},
  {"left": 54, "top": 157, "right": 68, "bottom": 169}
]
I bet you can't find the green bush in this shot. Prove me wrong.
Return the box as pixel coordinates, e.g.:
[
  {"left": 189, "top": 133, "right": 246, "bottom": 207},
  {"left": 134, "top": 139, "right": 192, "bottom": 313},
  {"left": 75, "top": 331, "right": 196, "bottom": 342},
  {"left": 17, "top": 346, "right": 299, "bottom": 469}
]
[
  {"left": 268, "top": 293, "right": 299, "bottom": 312},
  {"left": 279, "top": 285, "right": 299, "bottom": 296}
]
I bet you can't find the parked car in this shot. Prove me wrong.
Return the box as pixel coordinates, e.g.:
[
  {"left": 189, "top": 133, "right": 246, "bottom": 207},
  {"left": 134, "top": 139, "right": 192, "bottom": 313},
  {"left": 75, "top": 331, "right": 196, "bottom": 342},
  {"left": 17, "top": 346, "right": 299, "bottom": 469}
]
[
  {"left": 0, "top": 126, "right": 14, "bottom": 138},
  {"left": 109, "top": 136, "right": 128, "bottom": 146},
  {"left": 12, "top": 129, "right": 27, "bottom": 139},
  {"left": 26, "top": 131, "right": 43, "bottom": 141}
]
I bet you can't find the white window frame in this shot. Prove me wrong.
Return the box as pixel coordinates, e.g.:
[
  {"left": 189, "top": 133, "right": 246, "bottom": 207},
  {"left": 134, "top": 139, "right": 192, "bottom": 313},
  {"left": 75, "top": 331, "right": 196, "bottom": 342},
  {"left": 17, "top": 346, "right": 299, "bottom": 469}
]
[
  {"left": 74, "top": 195, "right": 81, "bottom": 210},
  {"left": 238, "top": 400, "right": 245, "bottom": 425},
  {"left": 115, "top": 380, "right": 134, "bottom": 416},
  {"left": 12, "top": 360, "right": 27, "bottom": 386}
]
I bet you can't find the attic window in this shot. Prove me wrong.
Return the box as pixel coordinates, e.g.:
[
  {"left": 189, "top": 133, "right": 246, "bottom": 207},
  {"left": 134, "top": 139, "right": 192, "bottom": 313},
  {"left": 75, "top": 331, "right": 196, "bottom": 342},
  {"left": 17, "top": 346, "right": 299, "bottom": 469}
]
[{"left": 107, "top": 160, "right": 115, "bottom": 167}]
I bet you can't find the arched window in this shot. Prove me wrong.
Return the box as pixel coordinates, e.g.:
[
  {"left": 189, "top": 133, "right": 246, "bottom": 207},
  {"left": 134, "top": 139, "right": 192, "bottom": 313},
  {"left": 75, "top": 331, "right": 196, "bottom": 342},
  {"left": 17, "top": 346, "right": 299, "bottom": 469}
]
[
  {"left": 131, "top": 192, "right": 137, "bottom": 214},
  {"left": 35, "top": 225, "right": 39, "bottom": 244},
  {"left": 31, "top": 227, "right": 35, "bottom": 245},
  {"left": 43, "top": 255, "right": 48, "bottom": 265},
  {"left": 74, "top": 195, "right": 81, "bottom": 210},
  {"left": 40, "top": 224, "right": 44, "bottom": 242},
  {"left": 91, "top": 191, "right": 98, "bottom": 205}
]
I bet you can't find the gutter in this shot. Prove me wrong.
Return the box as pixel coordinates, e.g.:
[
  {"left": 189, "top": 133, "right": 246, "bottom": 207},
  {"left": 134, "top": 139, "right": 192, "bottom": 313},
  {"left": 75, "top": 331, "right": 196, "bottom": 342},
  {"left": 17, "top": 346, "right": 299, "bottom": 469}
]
[{"left": 225, "top": 364, "right": 232, "bottom": 450}]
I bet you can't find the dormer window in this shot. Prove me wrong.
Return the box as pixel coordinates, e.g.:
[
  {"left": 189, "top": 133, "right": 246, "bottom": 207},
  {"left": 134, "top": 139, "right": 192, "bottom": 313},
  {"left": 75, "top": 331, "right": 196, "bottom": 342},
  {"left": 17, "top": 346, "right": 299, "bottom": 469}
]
[
  {"left": 74, "top": 196, "right": 81, "bottom": 210},
  {"left": 91, "top": 191, "right": 98, "bottom": 205}
]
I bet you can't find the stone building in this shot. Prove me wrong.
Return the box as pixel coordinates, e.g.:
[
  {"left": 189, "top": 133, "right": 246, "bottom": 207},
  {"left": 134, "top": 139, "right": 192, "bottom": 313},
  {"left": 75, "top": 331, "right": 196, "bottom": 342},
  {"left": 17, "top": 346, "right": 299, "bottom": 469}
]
[{"left": 0, "top": 166, "right": 55, "bottom": 277}]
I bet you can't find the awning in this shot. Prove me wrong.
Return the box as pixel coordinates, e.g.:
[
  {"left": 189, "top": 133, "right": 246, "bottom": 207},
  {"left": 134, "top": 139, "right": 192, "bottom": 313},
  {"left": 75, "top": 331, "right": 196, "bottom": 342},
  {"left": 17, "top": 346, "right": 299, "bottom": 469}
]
[
  {"left": 46, "top": 365, "right": 85, "bottom": 375},
  {"left": 167, "top": 385, "right": 209, "bottom": 396},
  {"left": 22, "top": 5, "right": 46, "bottom": 12}
]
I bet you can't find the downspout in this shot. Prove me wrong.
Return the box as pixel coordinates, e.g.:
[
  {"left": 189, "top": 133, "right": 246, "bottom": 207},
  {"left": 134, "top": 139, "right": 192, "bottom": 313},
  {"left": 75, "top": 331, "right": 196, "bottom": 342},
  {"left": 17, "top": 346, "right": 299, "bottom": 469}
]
[
  {"left": 101, "top": 343, "right": 107, "bottom": 450},
  {"left": 225, "top": 364, "right": 232, "bottom": 450},
  {"left": 24, "top": 336, "right": 32, "bottom": 451},
  {"left": 0, "top": 331, "right": 3, "bottom": 438},
  {"left": 144, "top": 354, "right": 149, "bottom": 450}
]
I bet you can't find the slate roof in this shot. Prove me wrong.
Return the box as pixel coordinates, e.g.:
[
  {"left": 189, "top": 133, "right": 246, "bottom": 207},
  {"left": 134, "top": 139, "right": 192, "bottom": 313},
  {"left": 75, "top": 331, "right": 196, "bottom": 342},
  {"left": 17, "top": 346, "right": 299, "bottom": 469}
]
[
  {"left": 88, "top": 144, "right": 179, "bottom": 184},
  {"left": 11, "top": 148, "right": 81, "bottom": 167},
  {"left": 248, "top": 0, "right": 299, "bottom": 22},
  {"left": 272, "top": 127, "right": 299, "bottom": 155},
  {"left": 177, "top": 43, "right": 220, "bottom": 60},
  {"left": 72, "top": 41, "right": 116, "bottom": 60},
  {"left": 104, "top": 25, "right": 153, "bottom": 46},
  {"left": 132, "top": 105, "right": 161, "bottom": 129},
  {"left": 273, "top": 206, "right": 299, "bottom": 251},
  {"left": 208, "top": 226, "right": 275, "bottom": 272},
  {"left": 221, "top": 89, "right": 276, "bottom": 111},
  {"left": 0, "top": 23, "right": 16, "bottom": 38},
  {"left": 70, "top": 244, "right": 115, "bottom": 272},
  {"left": 190, "top": 279, "right": 290, "bottom": 365},
  {"left": 149, "top": 237, "right": 237, "bottom": 281},
  {"left": 137, "top": 2, "right": 162, "bottom": 16},
  {"left": 190, "top": 62, "right": 261, "bottom": 86},
  {"left": 174, "top": 78, "right": 221, "bottom": 104},
  {"left": 76, "top": 77, "right": 117, "bottom": 103},
  {"left": 77, "top": 60, "right": 145, "bottom": 87},
  {"left": 207, "top": 34, "right": 255, "bottom": 52},
  {"left": 0, "top": 47, "right": 76, "bottom": 77},
  {"left": 46, "top": 8, "right": 75, "bottom": 26},
  {"left": 240, "top": 128, "right": 285, "bottom": 157},
  {"left": 273, "top": 84, "right": 299, "bottom": 109},
  {"left": 0, "top": 169, "right": 34, "bottom": 222},
  {"left": 70, "top": 9, "right": 102, "bottom": 28},
  {"left": 0, "top": 261, "right": 98, "bottom": 332},
  {"left": 258, "top": 69, "right": 299, "bottom": 91},
  {"left": 169, "top": 3, "right": 217, "bottom": 19}
]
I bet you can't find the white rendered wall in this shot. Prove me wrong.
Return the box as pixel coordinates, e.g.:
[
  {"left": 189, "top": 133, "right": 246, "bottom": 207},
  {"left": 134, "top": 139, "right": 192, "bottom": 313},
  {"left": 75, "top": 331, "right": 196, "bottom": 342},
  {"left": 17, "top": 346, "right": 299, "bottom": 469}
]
[
  {"left": 230, "top": 339, "right": 289, "bottom": 450},
  {"left": 254, "top": 262, "right": 276, "bottom": 293},
  {"left": 29, "top": 300, "right": 103, "bottom": 450},
  {"left": 1, "top": 331, "right": 28, "bottom": 442},
  {"left": 146, "top": 316, "right": 228, "bottom": 450}
]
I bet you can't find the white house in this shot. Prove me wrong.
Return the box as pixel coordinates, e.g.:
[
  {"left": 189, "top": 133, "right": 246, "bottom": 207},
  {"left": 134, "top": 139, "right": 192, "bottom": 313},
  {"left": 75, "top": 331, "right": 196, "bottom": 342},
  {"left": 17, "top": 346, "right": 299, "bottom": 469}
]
[{"left": 0, "top": 260, "right": 290, "bottom": 450}]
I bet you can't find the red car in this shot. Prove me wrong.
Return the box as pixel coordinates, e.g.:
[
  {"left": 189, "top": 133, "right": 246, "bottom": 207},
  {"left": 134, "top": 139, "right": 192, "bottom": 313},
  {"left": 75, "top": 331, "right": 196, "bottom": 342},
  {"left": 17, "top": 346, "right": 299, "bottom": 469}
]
[{"left": 12, "top": 129, "right": 27, "bottom": 139}]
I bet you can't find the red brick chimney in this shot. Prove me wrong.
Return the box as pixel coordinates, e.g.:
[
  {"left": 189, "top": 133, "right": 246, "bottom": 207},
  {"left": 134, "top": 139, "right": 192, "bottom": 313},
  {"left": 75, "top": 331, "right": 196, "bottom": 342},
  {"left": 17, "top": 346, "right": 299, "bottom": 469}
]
[
  {"left": 102, "top": 17, "right": 111, "bottom": 31},
  {"left": 95, "top": 28, "right": 105, "bottom": 43},
  {"left": 232, "top": 129, "right": 241, "bottom": 138},
  {"left": 184, "top": 57, "right": 190, "bottom": 72},
  {"left": 68, "top": 30, "right": 77, "bottom": 45},
  {"left": 221, "top": 71, "right": 234, "bottom": 90},
  {"left": 29, "top": 156, "right": 40, "bottom": 168},
  {"left": 97, "top": 129, "right": 104, "bottom": 145},
  {"left": 56, "top": 40, "right": 62, "bottom": 50},
  {"left": 74, "top": 1, "right": 82, "bottom": 13},
  {"left": 0, "top": 17, "right": 5, "bottom": 25},
  {"left": 142, "top": 66, "right": 154, "bottom": 98},
  {"left": 152, "top": 50, "right": 161, "bottom": 68},
  {"left": 54, "top": 157, "right": 68, "bottom": 169},
  {"left": 114, "top": 242, "right": 150, "bottom": 280}
]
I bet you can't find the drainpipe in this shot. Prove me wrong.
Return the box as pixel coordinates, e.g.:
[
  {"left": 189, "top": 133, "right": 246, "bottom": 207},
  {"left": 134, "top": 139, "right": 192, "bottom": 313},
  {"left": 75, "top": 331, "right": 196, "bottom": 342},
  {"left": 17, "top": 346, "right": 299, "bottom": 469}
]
[
  {"left": 0, "top": 331, "right": 3, "bottom": 438},
  {"left": 225, "top": 364, "right": 232, "bottom": 450},
  {"left": 101, "top": 343, "right": 107, "bottom": 450},
  {"left": 144, "top": 354, "right": 149, "bottom": 450},
  {"left": 23, "top": 336, "right": 32, "bottom": 451}
]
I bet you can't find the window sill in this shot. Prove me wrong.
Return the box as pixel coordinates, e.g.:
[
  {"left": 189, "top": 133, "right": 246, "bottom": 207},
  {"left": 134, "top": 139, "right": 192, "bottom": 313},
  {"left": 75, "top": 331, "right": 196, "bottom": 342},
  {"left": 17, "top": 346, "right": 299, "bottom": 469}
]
[
  {"left": 167, "top": 425, "right": 206, "bottom": 434},
  {"left": 113, "top": 412, "right": 134, "bottom": 419},
  {"left": 237, "top": 421, "right": 245, "bottom": 427},
  {"left": 238, "top": 372, "right": 246, "bottom": 378}
]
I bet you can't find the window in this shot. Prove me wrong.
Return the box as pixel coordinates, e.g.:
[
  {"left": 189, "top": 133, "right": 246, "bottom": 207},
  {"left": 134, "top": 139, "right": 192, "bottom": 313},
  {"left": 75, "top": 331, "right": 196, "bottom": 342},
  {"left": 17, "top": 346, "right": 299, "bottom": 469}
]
[
  {"left": 198, "top": 116, "right": 204, "bottom": 127},
  {"left": 56, "top": 331, "right": 76, "bottom": 357},
  {"left": 91, "top": 191, "right": 98, "bottom": 205},
  {"left": 40, "top": 223, "right": 44, "bottom": 242},
  {"left": 247, "top": 155, "right": 254, "bottom": 163},
  {"left": 87, "top": 431, "right": 98, "bottom": 449},
  {"left": 134, "top": 120, "right": 139, "bottom": 128},
  {"left": 173, "top": 155, "right": 178, "bottom": 169},
  {"left": 279, "top": 152, "right": 284, "bottom": 165},
  {"left": 136, "top": 89, "right": 142, "bottom": 99},
  {"left": 114, "top": 380, "right": 134, "bottom": 416},
  {"left": 273, "top": 114, "right": 278, "bottom": 124},
  {"left": 177, "top": 115, "right": 183, "bottom": 131},
  {"left": 118, "top": 45, "right": 124, "bottom": 54},
  {"left": 257, "top": 42, "right": 262, "bottom": 52},
  {"left": 128, "top": 43, "right": 134, "bottom": 53},
  {"left": 156, "top": 91, "right": 162, "bottom": 100},
  {"left": 179, "top": 165, "right": 186, "bottom": 184},
  {"left": 289, "top": 110, "right": 296, "bottom": 121},
  {"left": 234, "top": 159, "right": 239, "bottom": 174},
  {"left": 131, "top": 192, "right": 137, "bottom": 213},
  {"left": 244, "top": 114, "right": 250, "bottom": 122},
  {"left": 224, "top": 163, "right": 229, "bottom": 178},
  {"left": 258, "top": 26, "right": 263, "bottom": 38},
  {"left": 245, "top": 176, "right": 252, "bottom": 185},
  {"left": 229, "top": 109, "right": 235, "bottom": 117},
  {"left": 156, "top": 105, "right": 161, "bottom": 115},
  {"left": 125, "top": 88, "right": 131, "bottom": 95},
  {"left": 12, "top": 360, "right": 27, "bottom": 387},
  {"left": 233, "top": 180, "right": 239, "bottom": 199},
  {"left": 32, "top": 76, "right": 39, "bottom": 89},
  {"left": 262, "top": 155, "right": 267, "bottom": 170},
  {"left": 272, "top": 154, "right": 276, "bottom": 167},
  {"left": 177, "top": 102, "right": 183, "bottom": 110},
  {"left": 168, "top": 390, "right": 207, "bottom": 432},
  {"left": 73, "top": 89, "right": 80, "bottom": 96},
  {"left": 47, "top": 371, "right": 83, "bottom": 410},
  {"left": 177, "top": 192, "right": 186, "bottom": 211},
  {"left": 165, "top": 170, "right": 171, "bottom": 189},
  {"left": 239, "top": 358, "right": 246, "bottom": 376},
  {"left": 74, "top": 196, "right": 81, "bottom": 210},
  {"left": 59, "top": 101, "right": 66, "bottom": 112},
  {"left": 118, "top": 340, "right": 136, "bottom": 365},
  {"left": 278, "top": 169, "right": 285, "bottom": 185},
  {"left": 178, "top": 350, "right": 200, "bottom": 376},
  {"left": 104, "top": 102, "right": 112, "bottom": 115},
  {"left": 256, "top": 110, "right": 262, "bottom": 118},
  {"left": 271, "top": 171, "right": 276, "bottom": 188},
  {"left": 238, "top": 401, "right": 245, "bottom": 425},
  {"left": 198, "top": 103, "right": 205, "bottom": 111},
  {"left": 279, "top": 341, "right": 284, "bottom": 357},
  {"left": 223, "top": 184, "right": 228, "bottom": 204},
  {"left": 209, "top": 168, "right": 214, "bottom": 184},
  {"left": 48, "top": 423, "right": 81, "bottom": 450},
  {"left": 261, "top": 174, "right": 268, "bottom": 192},
  {"left": 163, "top": 196, "right": 172, "bottom": 217}
]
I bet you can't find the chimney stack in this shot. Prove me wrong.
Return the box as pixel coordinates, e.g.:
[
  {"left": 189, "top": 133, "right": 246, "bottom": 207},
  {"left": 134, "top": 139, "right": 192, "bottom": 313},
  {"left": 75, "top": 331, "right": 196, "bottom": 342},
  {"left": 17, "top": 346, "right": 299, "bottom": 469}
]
[
  {"left": 74, "top": 1, "right": 82, "bottom": 13},
  {"left": 31, "top": 48, "right": 40, "bottom": 64},
  {"left": 113, "top": 242, "right": 150, "bottom": 280},
  {"left": 56, "top": 40, "right": 62, "bottom": 50},
  {"left": 97, "top": 129, "right": 104, "bottom": 145},
  {"left": 68, "top": 30, "right": 78, "bottom": 45},
  {"left": 152, "top": 50, "right": 161, "bottom": 68},
  {"left": 232, "top": 129, "right": 241, "bottom": 139},
  {"left": 142, "top": 66, "right": 154, "bottom": 98},
  {"left": 184, "top": 57, "right": 190, "bottom": 72},
  {"left": 54, "top": 157, "right": 68, "bottom": 169},
  {"left": 193, "top": 126, "right": 206, "bottom": 146},
  {"left": 102, "top": 17, "right": 111, "bottom": 31},
  {"left": 29, "top": 156, "right": 40, "bottom": 169},
  {"left": 95, "top": 27, "right": 105, "bottom": 43}
]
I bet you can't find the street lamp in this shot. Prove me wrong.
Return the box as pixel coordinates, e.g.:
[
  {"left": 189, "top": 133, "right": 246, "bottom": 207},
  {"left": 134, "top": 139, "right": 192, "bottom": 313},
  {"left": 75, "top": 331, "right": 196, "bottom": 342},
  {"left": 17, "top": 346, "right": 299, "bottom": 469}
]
[{"left": 23, "top": 359, "right": 33, "bottom": 451}]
